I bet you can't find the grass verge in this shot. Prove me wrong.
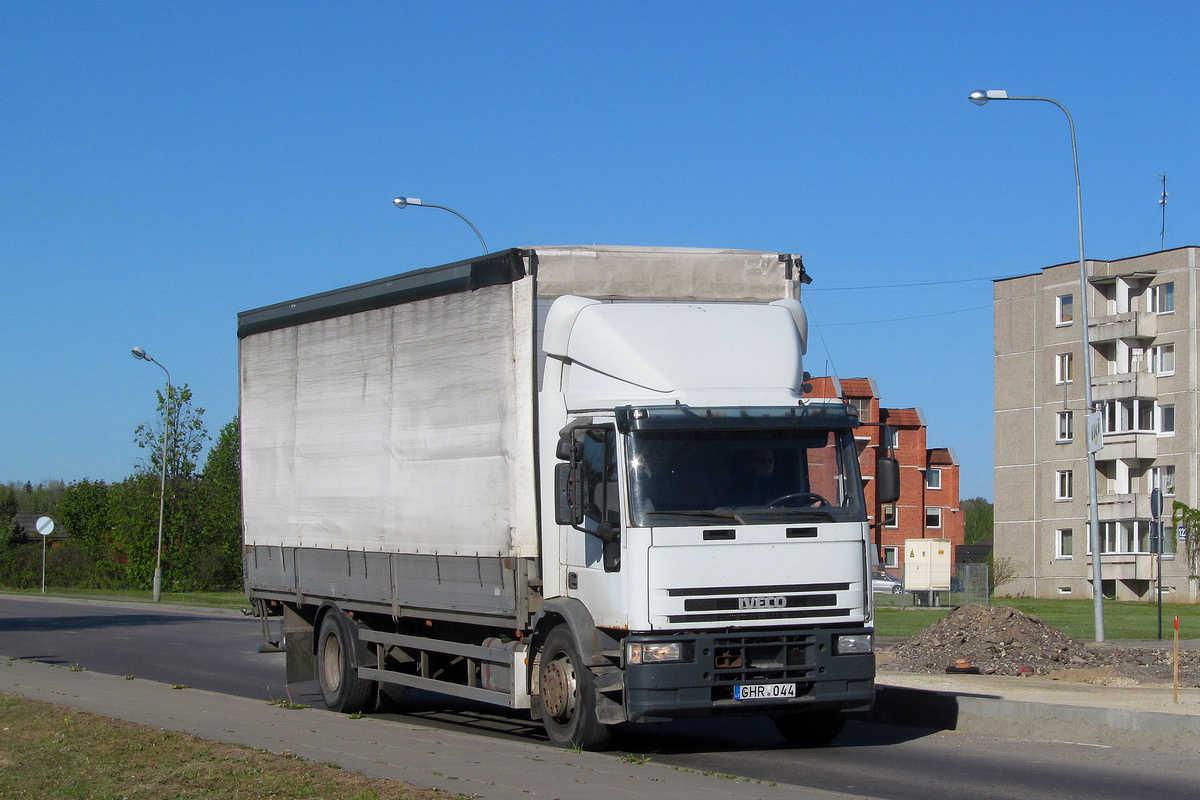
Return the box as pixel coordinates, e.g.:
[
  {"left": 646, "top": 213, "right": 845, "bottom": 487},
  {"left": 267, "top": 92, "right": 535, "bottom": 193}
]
[
  {"left": 0, "top": 588, "right": 248, "bottom": 610},
  {"left": 0, "top": 692, "right": 452, "bottom": 800},
  {"left": 875, "top": 598, "right": 1199, "bottom": 641}
]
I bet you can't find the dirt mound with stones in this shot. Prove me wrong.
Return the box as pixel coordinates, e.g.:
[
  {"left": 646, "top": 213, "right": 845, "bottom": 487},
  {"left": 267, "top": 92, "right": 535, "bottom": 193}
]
[{"left": 880, "top": 605, "right": 1200, "bottom": 687}]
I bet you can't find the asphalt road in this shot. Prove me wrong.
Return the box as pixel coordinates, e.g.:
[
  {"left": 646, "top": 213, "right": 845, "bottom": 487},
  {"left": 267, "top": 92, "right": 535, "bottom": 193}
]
[{"left": 2, "top": 595, "right": 1198, "bottom": 800}]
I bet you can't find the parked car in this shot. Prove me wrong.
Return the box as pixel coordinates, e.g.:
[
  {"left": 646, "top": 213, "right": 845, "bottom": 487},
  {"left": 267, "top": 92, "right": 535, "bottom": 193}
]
[{"left": 872, "top": 571, "right": 903, "bottom": 594}]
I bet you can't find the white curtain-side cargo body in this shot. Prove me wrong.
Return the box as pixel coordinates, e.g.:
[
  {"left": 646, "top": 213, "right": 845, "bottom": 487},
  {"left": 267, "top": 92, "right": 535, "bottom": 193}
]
[{"left": 239, "top": 246, "right": 899, "bottom": 749}]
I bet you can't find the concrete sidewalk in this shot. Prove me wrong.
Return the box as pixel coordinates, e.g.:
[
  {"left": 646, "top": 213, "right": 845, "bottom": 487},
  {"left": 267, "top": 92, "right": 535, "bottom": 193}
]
[{"left": 0, "top": 657, "right": 869, "bottom": 800}]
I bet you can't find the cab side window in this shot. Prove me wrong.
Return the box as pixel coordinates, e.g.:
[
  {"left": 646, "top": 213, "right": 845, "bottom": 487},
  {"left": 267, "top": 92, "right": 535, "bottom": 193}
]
[{"left": 579, "top": 427, "right": 619, "bottom": 527}]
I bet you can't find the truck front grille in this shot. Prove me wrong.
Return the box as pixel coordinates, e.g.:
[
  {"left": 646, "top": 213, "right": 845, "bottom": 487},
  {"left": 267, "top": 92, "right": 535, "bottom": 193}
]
[{"left": 708, "top": 631, "right": 818, "bottom": 701}]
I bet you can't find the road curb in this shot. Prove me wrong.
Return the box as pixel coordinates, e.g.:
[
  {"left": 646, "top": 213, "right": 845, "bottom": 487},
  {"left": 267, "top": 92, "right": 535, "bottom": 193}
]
[{"left": 870, "top": 684, "right": 1200, "bottom": 754}]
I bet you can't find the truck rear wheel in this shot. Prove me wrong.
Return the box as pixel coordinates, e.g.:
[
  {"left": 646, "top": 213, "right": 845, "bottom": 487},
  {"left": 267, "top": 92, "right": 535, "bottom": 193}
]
[
  {"left": 317, "top": 612, "right": 374, "bottom": 714},
  {"left": 538, "top": 626, "right": 611, "bottom": 751},
  {"left": 773, "top": 709, "right": 845, "bottom": 747}
]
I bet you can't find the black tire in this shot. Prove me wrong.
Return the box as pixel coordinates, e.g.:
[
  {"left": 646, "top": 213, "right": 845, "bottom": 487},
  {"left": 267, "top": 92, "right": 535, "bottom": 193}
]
[
  {"left": 316, "top": 611, "right": 375, "bottom": 714},
  {"left": 891, "top": 585, "right": 902, "bottom": 595},
  {"left": 538, "top": 626, "right": 611, "bottom": 750},
  {"left": 773, "top": 710, "right": 845, "bottom": 747}
]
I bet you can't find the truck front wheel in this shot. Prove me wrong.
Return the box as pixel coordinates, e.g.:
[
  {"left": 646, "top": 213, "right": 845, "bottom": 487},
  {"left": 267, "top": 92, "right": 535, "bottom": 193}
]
[
  {"left": 316, "top": 612, "right": 375, "bottom": 714},
  {"left": 538, "top": 626, "right": 611, "bottom": 750}
]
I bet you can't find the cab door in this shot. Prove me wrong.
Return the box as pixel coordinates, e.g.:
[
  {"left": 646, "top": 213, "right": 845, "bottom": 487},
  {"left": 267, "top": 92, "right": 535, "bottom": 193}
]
[{"left": 560, "top": 424, "right": 626, "bottom": 626}]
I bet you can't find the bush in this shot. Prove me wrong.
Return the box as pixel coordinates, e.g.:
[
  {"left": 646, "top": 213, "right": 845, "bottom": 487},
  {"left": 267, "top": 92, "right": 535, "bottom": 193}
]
[{"left": 0, "top": 540, "right": 113, "bottom": 590}]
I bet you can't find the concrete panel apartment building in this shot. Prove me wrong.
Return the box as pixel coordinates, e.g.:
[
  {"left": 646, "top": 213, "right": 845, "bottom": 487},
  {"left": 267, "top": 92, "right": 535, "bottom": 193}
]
[{"left": 994, "top": 246, "right": 1199, "bottom": 602}]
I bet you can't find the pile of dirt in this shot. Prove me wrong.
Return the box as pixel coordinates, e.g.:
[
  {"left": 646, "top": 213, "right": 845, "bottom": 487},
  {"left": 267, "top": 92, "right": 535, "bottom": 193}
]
[{"left": 879, "top": 605, "right": 1200, "bottom": 687}]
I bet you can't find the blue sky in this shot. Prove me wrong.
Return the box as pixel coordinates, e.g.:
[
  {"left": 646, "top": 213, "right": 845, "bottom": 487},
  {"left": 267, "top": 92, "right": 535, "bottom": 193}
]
[{"left": 4, "top": 2, "right": 1199, "bottom": 501}]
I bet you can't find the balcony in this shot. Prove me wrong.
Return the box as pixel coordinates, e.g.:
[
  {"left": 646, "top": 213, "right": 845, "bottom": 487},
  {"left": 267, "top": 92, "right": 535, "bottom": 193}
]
[
  {"left": 1096, "top": 492, "right": 1153, "bottom": 521},
  {"left": 1085, "top": 553, "right": 1158, "bottom": 581},
  {"left": 1091, "top": 371, "right": 1157, "bottom": 402},
  {"left": 1088, "top": 311, "right": 1157, "bottom": 343},
  {"left": 1096, "top": 431, "right": 1157, "bottom": 460}
]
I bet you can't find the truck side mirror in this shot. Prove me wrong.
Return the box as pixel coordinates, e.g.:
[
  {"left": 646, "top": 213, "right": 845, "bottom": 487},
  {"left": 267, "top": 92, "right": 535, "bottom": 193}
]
[
  {"left": 556, "top": 436, "right": 580, "bottom": 461},
  {"left": 554, "top": 462, "right": 579, "bottom": 525},
  {"left": 876, "top": 457, "right": 900, "bottom": 505}
]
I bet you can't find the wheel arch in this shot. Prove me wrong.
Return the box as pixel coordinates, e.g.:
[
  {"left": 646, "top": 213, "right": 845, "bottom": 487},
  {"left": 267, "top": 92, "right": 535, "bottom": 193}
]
[
  {"left": 532, "top": 597, "right": 621, "bottom": 668},
  {"left": 313, "top": 602, "right": 371, "bottom": 668}
]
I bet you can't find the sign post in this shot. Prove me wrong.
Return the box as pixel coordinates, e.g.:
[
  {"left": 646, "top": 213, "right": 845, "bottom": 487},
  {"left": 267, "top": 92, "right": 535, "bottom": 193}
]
[
  {"left": 1150, "top": 489, "right": 1163, "bottom": 640},
  {"left": 35, "top": 516, "right": 55, "bottom": 594}
]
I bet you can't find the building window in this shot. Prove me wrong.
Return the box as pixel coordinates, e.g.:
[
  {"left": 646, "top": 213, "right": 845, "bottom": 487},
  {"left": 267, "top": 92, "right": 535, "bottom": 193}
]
[
  {"left": 1055, "top": 353, "right": 1073, "bottom": 385},
  {"left": 1100, "top": 520, "right": 1153, "bottom": 554},
  {"left": 1153, "top": 464, "right": 1176, "bottom": 496},
  {"left": 1056, "top": 294, "right": 1074, "bottom": 325},
  {"left": 850, "top": 397, "right": 872, "bottom": 423},
  {"left": 1056, "top": 470, "right": 1073, "bottom": 501},
  {"left": 1150, "top": 282, "right": 1175, "bottom": 313},
  {"left": 925, "top": 507, "right": 942, "bottom": 529},
  {"left": 1057, "top": 411, "right": 1074, "bottom": 443},
  {"left": 1103, "top": 399, "right": 1159, "bottom": 434},
  {"left": 889, "top": 428, "right": 900, "bottom": 449},
  {"left": 1159, "top": 404, "right": 1175, "bottom": 436},
  {"left": 925, "top": 468, "right": 942, "bottom": 490},
  {"left": 883, "top": 506, "right": 898, "bottom": 529},
  {"left": 883, "top": 546, "right": 898, "bottom": 567},
  {"left": 1149, "top": 343, "right": 1175, "bottom": 376},
  {"left": 1056, "top": 528, "right": 1073, "bottom": 558},
  {"left": 1058, "top": 586, "right": 1073, "bottom": 595}
]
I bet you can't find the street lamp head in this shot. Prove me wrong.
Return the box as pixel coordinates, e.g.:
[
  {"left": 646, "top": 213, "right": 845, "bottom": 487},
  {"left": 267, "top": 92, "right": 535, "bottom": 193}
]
[
  {"left": 969, "top": 89, "right": 1009, "bottom": 106},
  {"left": 131, "top": 346, "right": 148, "bottom": 361},
  {"left": 393, "top": 196, "right": 423, "bottom": 208}
]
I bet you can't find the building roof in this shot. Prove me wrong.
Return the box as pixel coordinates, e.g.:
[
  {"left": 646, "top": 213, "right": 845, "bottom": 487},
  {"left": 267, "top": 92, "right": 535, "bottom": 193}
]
[
  {"left": 991, "top": 245, "right": 1200, "bottom": 284},
  {"left": 928, "top": 447, "right": 959, "bottom": 467},
  {"left": 880, "top": 407, "right": 926, "bottom": 428}
]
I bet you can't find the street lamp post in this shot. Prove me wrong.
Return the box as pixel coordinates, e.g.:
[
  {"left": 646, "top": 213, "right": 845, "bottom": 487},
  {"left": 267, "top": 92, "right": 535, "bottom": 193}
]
[
  {"left": 392, "top": 196, "right": 489, "bottom": 254},
  {"left": 131, "top": 346, "right": 171, "bottom": 603},
  {"left": 969, "top": 89, "right": 1105, "bottom": 641}
]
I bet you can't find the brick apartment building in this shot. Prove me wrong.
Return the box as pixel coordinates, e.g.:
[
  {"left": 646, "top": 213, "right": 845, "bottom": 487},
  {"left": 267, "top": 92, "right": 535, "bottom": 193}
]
[{"left": 810, "top": 376, "right": 964, "bottom": 572}]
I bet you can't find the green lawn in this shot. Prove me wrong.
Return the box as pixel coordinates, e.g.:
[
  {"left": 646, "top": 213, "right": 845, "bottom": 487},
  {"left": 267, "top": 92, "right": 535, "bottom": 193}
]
[
  {"left": 0, "top": 694, "right": 450, "bottom": 800},
  {"left": 0, "top": 587, "right": 248, "bottom": 610},
  {"left": 875, "top": 597, "right": 1200, "bottom": 641}
]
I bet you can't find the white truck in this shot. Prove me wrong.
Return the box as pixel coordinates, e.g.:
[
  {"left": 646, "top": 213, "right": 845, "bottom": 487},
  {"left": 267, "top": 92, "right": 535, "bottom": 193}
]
[{"left": 239, "top": 245, "right": 899, "bottom": 749}]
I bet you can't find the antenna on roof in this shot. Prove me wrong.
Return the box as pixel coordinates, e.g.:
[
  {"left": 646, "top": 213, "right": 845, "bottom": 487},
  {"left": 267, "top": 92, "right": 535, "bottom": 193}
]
[{"left": 1159, "top": 174, "right": 1169, "bottom": 251}]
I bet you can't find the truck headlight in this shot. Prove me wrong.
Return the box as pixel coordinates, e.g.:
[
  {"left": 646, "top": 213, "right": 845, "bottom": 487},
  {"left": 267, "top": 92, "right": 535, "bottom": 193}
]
[
  {"left": 626, "top": 641, "right": 690, "bottom": 664},
  {"left": 835, "top": 634, "right": 872, "bottom": 655}
]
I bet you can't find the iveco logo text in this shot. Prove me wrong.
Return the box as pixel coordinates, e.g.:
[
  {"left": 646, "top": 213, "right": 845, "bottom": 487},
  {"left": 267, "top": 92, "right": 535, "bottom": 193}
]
[{"left": 738, "top": 596, "right": 787, "bottom": 609}]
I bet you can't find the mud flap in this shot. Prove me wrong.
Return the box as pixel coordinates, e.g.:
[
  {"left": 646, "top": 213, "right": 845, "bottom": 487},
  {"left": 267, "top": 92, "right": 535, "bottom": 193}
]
[{"left": 283, "top": 606, "right": 315, "bottom": 685}]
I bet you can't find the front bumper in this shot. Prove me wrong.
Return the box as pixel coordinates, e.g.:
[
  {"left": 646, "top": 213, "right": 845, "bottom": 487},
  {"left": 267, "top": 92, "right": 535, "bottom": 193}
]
[{"left": 623, "top": 626, "right": 874, "bottom": 723}]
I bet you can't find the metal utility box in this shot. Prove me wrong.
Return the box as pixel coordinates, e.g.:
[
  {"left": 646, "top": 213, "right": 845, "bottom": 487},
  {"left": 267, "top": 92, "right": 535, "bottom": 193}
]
[{"left": 903, "top": 539, "right": 952, "bottom": 591}]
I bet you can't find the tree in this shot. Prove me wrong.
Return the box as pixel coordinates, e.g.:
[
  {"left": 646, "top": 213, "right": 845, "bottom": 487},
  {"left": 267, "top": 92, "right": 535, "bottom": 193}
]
[
  {"left": 194, "top": 417, "right": 242, "bottom": 588},
  {"left": 58, "top": 479, "right": 120, "bottom": 583},
  {"left": 1172, "top": 500, "right": 1200, "bottom": 580},
  {"left": 134, "top": 383, "right": 209, "bottom": 479},
  {"left": 987, "top": 553, "right": 1018, "bottom": 594},
  {"left": 0, "top": 486, "right": 20, "bottom": 547},
  {"left": 962, "top": 497, "right": 994, "bottom": 545}
]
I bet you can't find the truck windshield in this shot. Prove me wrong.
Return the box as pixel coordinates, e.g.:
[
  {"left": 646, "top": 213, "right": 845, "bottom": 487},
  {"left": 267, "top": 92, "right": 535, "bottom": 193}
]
[{"left": 626, "top": 428, "right": 866, "bottom": 527}]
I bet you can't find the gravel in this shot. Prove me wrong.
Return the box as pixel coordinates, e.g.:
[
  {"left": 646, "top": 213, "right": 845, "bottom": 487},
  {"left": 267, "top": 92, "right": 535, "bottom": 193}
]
[{"left": 879, "top": 605, "right": 1200, "bottom": 687}]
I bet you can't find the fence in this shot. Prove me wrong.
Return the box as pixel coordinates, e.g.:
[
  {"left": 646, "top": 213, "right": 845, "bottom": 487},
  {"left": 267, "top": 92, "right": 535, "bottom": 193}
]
[{"left": 872, "top": 562, "right": 990, "bottom": 609}]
